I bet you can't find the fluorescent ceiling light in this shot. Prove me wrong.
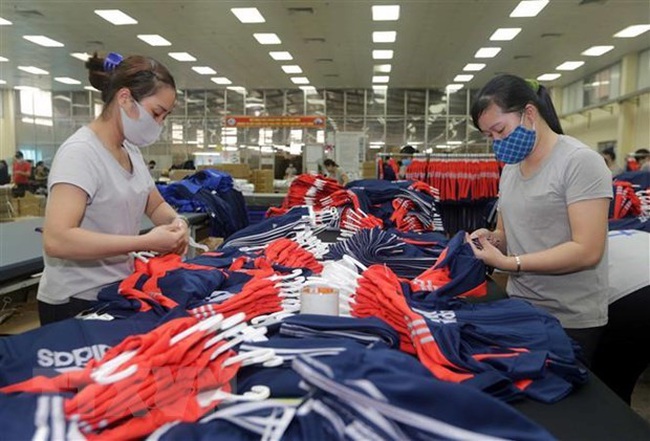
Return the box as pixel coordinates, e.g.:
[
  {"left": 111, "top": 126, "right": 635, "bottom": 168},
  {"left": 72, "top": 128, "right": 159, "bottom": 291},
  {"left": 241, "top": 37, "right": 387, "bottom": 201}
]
[
  {"left": 537, "top": 73, "right": 561, "bottom": 81},
  {"left": 282, "top": 65, "right": 303, "bottom": 74},
  {"left": 23, "top": 35, "right": 64, "bottom": 47},
  {"left": 192, "top": 66, "right": 217, "bottom": 75},
  {"left": 94, "top": 9, "right": 137, "bottom": 25},
  {"left": 254, "top": 33, "right": 281, "bottom": 44},
  {"left": 454, "top": 74, "right": 474, "bottom": 82},
  {"left": 374, "top": 64, "right": 392, "bottom": 73},
  {"left": 54, "top": 77, "right": 81, "bottom": 85},
  {"left": 168, "top": 52, "right": 196, "bottom": 61},
  {"left": 581, "top": 45, "right": 614, "bottom": 57},
  {"left": 475, "top": 47, "right": 501, "bottom": 58},
  {"left": 0, "top": 56, "right": 8, "bottom": 62},
  {"left": 227, "top": 86, "right": 246, "bottom": 94},
  {"left": 0, "top": 17, "right": 12, "bottom": 25},
  {"left": 14, "top": 86, "right": 40, "bottom": 91},
  {"left": 463, "top": 63, "right": 486, "bottom": 71},
  {"left": 556, "top": 61, "right": 585, "bottom": 71},
  {"left": 372, "top": 31, "right": 397, "bottom": 43},
  {"left": 489, "top": 28, "right": 521, "bottom": 41},
  {"left": 70, "top": 52, "right": 91, "bottom": 61},
  {"left": 231, "top": 8, "right": 265, "bottom": 23},
  {"left": 373, "top": 85, "right": 388, "bottom": 92},
  {"left": 211, "top": 77, "right": 232, "bottom": 85},
  {"left": 291, "top": 77, "right": 310, "bottom": 85},
  {"left": 300, "top": 86, "right": 318, "bottom": 94},
  {"left": 18, "top": 66, "right": 49, "bottom": 75},
  {"left": 372, "top": 5, "right": 400, "bottom": 21},
  {"left": 510, "top": 0, "right": 549, "bottom": 18},
  {"left": 270, "top": 51, "right": 293, "bottom": 61},
  {"left": 614, "top": 24, "right": 650, "bottom": 38},
  {"left": 372, "top": 75, "right": 390, "bottom": 83},
  {"left": 373, "top": 50, "right": 394, "bottom": 60},
  {"left": 0, "top": 80, "right": 6, "bottom": 84},
  {"left": 445, "top": 84, "right": 464, "bottom": 93},
  {"left": 137, "top": 34, "right": 172, "bottom": 46},
  {"left": 84, "top": 86, "right": 100, "bottom": 92}
]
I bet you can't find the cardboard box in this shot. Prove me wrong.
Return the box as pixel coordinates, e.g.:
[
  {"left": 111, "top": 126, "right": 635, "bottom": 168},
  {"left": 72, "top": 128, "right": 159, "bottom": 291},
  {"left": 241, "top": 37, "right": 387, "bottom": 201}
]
[
  {"left": 169, "top": 169, "right": 196, "bottom": 181},
  {"left": 14, "top": 193, "right": 46, "bottom": 217}
]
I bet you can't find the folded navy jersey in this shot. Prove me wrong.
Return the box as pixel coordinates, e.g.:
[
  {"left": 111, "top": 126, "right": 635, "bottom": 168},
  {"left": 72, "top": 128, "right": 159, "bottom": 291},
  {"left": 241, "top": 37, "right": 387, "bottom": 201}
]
[
  {"left": 221, "top": 206, "right": 311, "bottom": 250},
  {"left": 409, "top": 231, "right": 487, "bottom": 301},
  {"left": 186, "top": 246, "right": 248, "bottom": 268},
  {"left": 406, "top": 297, "right": 587, "bottom": 403},
  {"left": 609, "top": 216, "right": 650, "bottom": 232},
  {"left": 325, "top": 228, "right": 443, "bottom": 279},
  {"left": 236, "top": 336, "right": 371, "bottom": 398},
  {"left": 386, "top": 228, "right": 449, "bottom": 247},
  {"left": 0, "top": 393, "right": 84, "bottom": 441},
  {"left": 279, "top": 314, "right": 400, "bottom": 349},
  {"left": 291, "top": 349, "right": 555, "bottom": 441},
  {"left": 615, "top": 170, "right": 650, "bottom": 189},
  {"left": 0, "top": 308, "right": 187, "bottom": 387}
]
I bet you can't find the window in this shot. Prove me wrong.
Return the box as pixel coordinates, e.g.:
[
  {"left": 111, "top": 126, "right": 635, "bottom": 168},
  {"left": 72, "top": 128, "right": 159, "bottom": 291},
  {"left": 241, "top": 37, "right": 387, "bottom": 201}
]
[{"left": 20, "top": 88, "right": 52, "bottom": 117}]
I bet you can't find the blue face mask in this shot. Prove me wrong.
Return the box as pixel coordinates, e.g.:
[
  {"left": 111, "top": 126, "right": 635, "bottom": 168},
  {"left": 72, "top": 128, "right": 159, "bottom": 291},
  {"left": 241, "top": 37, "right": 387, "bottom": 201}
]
[
  {"left": 492, "top": 114, "right": 536, "bottom": 164},
  {"left": 402, "top": 158, "right": 412, "bottom": 166}
]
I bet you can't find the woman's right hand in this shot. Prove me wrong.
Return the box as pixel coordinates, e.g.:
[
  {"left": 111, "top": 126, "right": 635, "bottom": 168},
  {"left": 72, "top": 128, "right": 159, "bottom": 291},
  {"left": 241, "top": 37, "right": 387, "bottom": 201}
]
[
  {"left": 469, "top": 228, "right": 502, "bottom": 249},
  {"left": 143, "top": 223, "right": 188, "bottom": 254}
]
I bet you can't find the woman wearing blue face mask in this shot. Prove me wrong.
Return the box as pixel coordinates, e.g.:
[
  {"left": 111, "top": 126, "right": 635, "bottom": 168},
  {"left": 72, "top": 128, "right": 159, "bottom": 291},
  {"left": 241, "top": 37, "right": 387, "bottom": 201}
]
[
  {"left": 467, "top": 74, "right": 612, "bottom": 366},
  {"left": 38, "top": 53, "right": 189, "bottom": 325}
]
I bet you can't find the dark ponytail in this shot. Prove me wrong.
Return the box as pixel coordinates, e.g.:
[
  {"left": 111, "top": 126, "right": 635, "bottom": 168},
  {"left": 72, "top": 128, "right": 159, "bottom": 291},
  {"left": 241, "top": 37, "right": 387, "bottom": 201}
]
[
  {"left": 470, "top": 74, "right": 564, "bottom": 135},
  {"left": 85, "top": 52, "right": 176, "bottom": 114}
]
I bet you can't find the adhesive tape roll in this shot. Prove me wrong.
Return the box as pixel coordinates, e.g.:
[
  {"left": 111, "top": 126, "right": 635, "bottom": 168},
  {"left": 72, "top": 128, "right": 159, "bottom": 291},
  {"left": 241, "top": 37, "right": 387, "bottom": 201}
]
[{"left": 300, "top": 286, "right": 339, "bottom": 316}]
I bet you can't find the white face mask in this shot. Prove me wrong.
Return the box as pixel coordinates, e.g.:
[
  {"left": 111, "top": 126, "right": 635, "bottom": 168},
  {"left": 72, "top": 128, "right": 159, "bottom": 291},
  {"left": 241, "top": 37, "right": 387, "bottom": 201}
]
[{"left": 120, "top": 99, "right": 163, "bottom": 147}]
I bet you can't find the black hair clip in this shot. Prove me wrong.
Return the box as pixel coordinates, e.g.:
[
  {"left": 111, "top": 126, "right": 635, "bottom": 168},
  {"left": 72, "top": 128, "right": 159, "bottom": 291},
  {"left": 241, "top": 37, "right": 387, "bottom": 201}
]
[{"left": 103, "top": 52, "right": 123, "bottom": 72}]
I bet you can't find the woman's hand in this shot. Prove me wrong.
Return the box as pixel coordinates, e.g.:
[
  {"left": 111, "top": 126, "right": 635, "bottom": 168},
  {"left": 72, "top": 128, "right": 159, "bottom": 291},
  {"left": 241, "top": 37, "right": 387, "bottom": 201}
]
[
  {"left": 469, "top": 228, "right": 502, "bottom": 249},
  {"left": 466, "top": 233, "right": 511, "bottom": 270},
  {"left": 144, "top": 222, "right": 188, "bottom": 255}
]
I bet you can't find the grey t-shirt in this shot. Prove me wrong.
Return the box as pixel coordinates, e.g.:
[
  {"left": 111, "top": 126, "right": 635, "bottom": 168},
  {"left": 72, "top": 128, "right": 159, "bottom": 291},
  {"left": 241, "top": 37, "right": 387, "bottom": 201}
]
[
  {"left": 38, "top": 126, "right": 154, "bottom": 304},
  {"left": 499, "top": 135, "right": 612, "bottom": 328}
]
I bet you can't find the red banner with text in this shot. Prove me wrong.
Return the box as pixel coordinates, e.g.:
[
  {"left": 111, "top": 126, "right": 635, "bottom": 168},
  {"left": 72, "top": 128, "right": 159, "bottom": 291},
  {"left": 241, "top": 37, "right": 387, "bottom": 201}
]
[{"left": 223, "top": 115, "right": 326, "bottom": 128}]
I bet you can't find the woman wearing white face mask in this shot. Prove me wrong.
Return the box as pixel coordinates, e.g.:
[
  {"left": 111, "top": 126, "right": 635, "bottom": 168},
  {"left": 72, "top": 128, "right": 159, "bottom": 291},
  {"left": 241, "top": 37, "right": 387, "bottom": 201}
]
[
  {"left": 38, "top": 53, "right": 189, "bottom": 325},
  {"left": 467, "top": 74, "right": 612, "bottom": 366}
]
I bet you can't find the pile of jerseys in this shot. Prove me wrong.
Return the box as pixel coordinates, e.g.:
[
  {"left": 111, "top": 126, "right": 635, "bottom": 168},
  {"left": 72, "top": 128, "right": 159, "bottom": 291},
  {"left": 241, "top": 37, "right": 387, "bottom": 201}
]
[
  {"left": 0, "top": 202, "right": 590, "bottom": 439},
  {"left": 268, "top": 177, "right": 444, "bottom": 234},
  {"left": 334, "top": 262, "right": 586, "bottom": 403},
  {"left": 609, "top": 171, "right": 650, "bottom": 232},
  {"left": 158, "top": 169, "right": 249, "bottom": 238},
  {"left": 324, "top": 227, "right": 448, "bottom": 279},
  {"left": 270, "top": 174, "right": 344, "bottom": 213},
  {"left": 0, "top": 313, "right": 279, "bottom": 440},
  {"left": 151, "top": 348, "right": 555, "bottom": 441}
]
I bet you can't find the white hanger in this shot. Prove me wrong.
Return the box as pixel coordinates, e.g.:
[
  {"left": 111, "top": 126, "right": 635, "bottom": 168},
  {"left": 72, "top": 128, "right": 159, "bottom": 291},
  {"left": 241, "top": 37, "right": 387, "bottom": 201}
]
[{"left": 196, "top": 385, "right": 271, "bottom": 408}]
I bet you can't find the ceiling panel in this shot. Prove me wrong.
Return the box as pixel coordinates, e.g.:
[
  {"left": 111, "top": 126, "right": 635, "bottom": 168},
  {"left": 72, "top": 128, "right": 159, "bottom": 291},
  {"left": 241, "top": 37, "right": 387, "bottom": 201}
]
[{"left": 0, "top": 0, "right": 648, "bottom": 92}]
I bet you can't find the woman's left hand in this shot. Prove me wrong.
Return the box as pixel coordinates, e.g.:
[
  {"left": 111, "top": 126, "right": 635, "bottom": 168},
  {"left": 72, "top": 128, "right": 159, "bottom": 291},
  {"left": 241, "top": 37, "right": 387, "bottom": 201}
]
[
  {"left": 466, "top": 233, "right": 509, "bottom": 269},
  {"left": 171, "top": 218, "right": 190, "bottom": 255}
]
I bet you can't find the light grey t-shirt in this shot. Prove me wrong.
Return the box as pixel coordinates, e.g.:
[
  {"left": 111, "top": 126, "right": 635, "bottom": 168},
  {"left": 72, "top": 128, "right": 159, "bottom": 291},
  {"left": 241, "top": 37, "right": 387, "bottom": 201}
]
[
  {"left": 499, "top": 135, "right": 612, "bottom": 329},
  {"left": 38, "top": 126, "right": 154, "bottom": 304}
]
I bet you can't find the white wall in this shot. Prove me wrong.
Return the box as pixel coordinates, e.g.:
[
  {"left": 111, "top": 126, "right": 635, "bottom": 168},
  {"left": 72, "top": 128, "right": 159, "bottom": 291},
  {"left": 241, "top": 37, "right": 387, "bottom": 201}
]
[
  {"left": 561, "top": 90, "right": 650, "bottom": 157},
  {"left": 0, "top": 90, "right": 16, "bottom": 161}
]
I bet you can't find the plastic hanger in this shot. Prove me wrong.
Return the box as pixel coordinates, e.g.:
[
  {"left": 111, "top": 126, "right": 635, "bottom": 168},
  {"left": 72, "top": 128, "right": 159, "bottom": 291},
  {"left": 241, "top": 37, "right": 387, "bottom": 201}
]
[{"left": 196, "top": 385, "right": 271, "bottom": 408}]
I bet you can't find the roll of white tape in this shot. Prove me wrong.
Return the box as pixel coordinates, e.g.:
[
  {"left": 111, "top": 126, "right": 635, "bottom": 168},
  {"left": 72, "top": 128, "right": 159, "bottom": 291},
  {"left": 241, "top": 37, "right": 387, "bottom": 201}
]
[{"left": 300, "top": 286, "right": 339, "bottom": 316}]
